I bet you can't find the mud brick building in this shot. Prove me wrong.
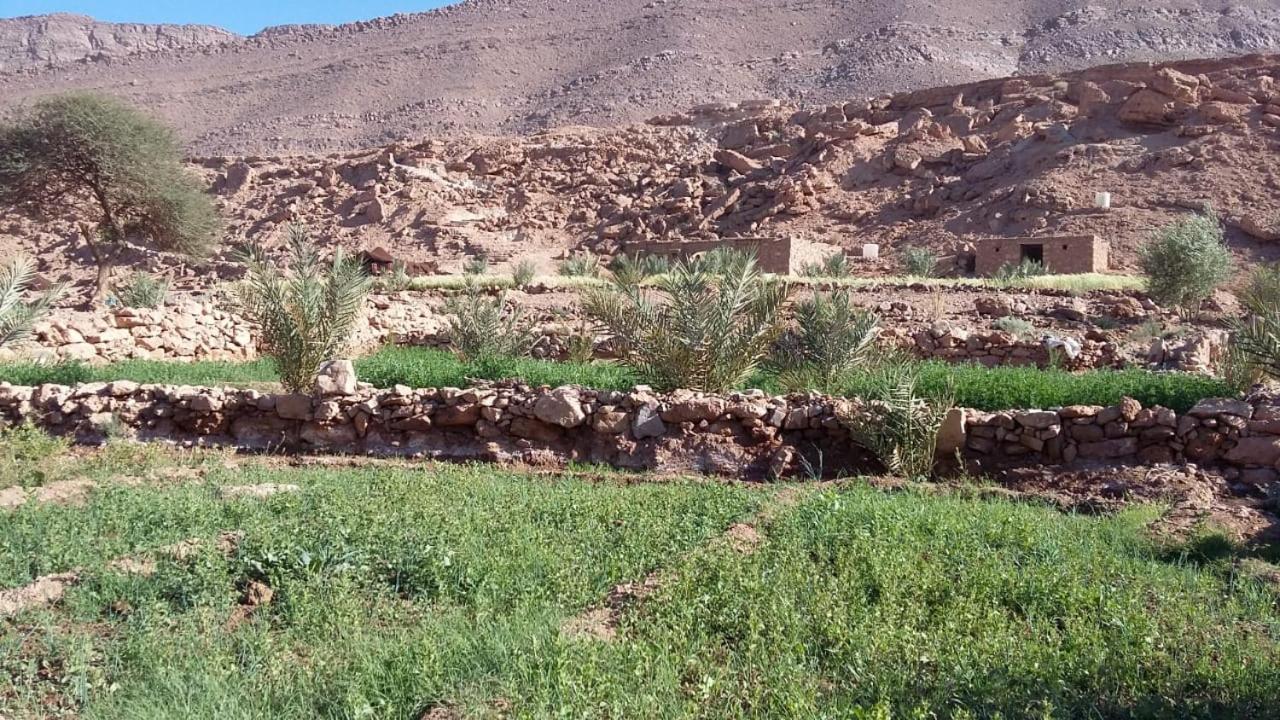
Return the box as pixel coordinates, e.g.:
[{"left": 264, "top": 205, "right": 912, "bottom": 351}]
[
  {"left": 973, "top": 235, "right": 1108, "bottom": 276},
  {"left": 623, "top": 236, "right": 793, "bottom": 274}
]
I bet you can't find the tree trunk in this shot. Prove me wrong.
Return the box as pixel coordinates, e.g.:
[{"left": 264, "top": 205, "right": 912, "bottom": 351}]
[{"left": 78, "top": 221, "right": 117, "bottom": 302}]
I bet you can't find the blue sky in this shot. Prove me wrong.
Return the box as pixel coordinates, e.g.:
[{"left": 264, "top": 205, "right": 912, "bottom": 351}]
[{"left": 2, "top": 1, "right": 453, "bottom": 35}]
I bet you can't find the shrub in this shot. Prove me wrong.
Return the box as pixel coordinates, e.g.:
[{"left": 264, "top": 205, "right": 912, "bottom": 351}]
[
  {"left": 583, "top": 252, "right": 789, "bottom": 392},
  {"left": 380, "top": 260, "right": 413, "bottom": 292},
  {"left": 0, "top": 255, "right": 65, "bottom": 349},
  {"left": 770, "top": 290, "right": 878, "bottom": 392},
  {"left": 110, "top": 273, "right": 169, "bottom": 309},
  {"left": 462, "top": 255, "right": 489, "bottom": 276},
  {"left": 559, "top": 253, "right": 601, "bottom": 278},
  {"left": 1139, "top": 210, "right": 1233, "bottom": 316},
  {"left": 840, "top": 361, "right": 954, "bottom": 479},
  {"left": 0, "top": 93, "right": 217, "bottom": 297},
  {"left": 1233, "top": 310, "right": 1280, "bottom": 383},
  {"left": 443, "top": 280, "right": 535, "bottom": 362},
  {"left": 690, "top": 247, "right": 756, "bottom": 276},
  {"left": 992, "top": 259, "right": 1047, "bottom": 283},
  {"left": 902, "top": 247, "right": 938, "bottom": 278},
  {"left": 511, "top": 259, "right": 537, "bottom": 288},
  {"left": 608, "top": 254, "right": 668, "bottom": 286},
  {"left": 798, "top": 253, "right": 852, "bottom": 278},
  {"left": 992, "top": 316, "right": 1035, "bottom": 339},
  {"left": 1241, "top": 262, "right": 1280, "bottom": 316},
  {"left": 228, "top": 225, "right": 372, "bottom": 393}
]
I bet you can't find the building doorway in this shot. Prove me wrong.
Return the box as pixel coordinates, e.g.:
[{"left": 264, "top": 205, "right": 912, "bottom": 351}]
[{"left": 1020, "top": 243, "right": 1044, "bottom": 265}]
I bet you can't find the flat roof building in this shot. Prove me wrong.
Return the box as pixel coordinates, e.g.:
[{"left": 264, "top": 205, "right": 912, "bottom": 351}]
[{"left": 973, "top": 234, "right": 1108, "bottom": 276}]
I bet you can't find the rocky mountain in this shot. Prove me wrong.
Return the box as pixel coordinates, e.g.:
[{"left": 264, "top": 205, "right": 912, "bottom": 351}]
[
  {"left": 0, "top": 13, "right": 239, "bottom": 72},
  {"left": 2, "top": 1, "right": 1280, "bottom": 154},
  {"left": 6, "top": 52, "right": 1279, "bottom": 296}
]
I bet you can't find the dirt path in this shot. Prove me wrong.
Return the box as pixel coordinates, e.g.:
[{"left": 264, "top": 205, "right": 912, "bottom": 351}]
[{"left": 561, "top": 484, "right": 811, "bottom": 642}]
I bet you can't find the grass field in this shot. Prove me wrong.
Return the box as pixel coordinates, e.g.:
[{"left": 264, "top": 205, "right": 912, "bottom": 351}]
[
  {"left": 1, "top": 432, "right": 1278, "bottom": 719},
  {"left": 0, "top": 347, "right": 1234, "bottom": 413}
]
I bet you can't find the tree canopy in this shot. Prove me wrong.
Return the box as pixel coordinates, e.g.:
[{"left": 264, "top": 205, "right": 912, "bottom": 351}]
[{"left": 0, "top": 93, "right": 218, "bottom": 295}]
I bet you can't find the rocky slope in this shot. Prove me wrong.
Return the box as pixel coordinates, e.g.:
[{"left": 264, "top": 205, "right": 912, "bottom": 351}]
[
  {"left": 3, "top": 1, "right": 1280, "bottom": 154},
  {"left": 0, "top": 13, "right": 239, "bottom": 73},
  {"left": 5, "top": 53, "right": 1279, "bottom": 300}
]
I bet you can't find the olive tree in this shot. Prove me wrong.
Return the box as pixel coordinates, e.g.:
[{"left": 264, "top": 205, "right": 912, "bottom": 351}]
[
  {"left": 0, "top": 93, "right": 218, "bottom": 297},
  {"left": 1138, "top": 210, "right": 1233, "bottom": 317}
]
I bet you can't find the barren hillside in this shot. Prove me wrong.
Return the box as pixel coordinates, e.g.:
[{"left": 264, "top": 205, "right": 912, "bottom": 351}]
[
  {"left": 2, "top": 1, "right": 1280, "bottom": 154},
  {"left": 4, "top": 53, "right": 1279, "bottom": 301},
  {"left": 0, "top": 13, "right": 238, "bottom": 73}
]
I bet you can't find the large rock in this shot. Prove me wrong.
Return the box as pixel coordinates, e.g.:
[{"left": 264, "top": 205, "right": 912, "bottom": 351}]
[
  {"left": 1118, "top": 89, "right": 1177, "bottom": 126},
  {"left": 1224, "top": 437, "right": 1280, "bottom": 466},
  {"left": 314, "top": 359, "right": 357, "bottom": 396},
  {"left": 713, "top": 149, "right": 763, "bottom": 175},
  {"left": 1150, "top": 68, "right": 1201, "bottom": 103},
  {"left": 533, "top": 387, "right": 587, "bottom": 428},
  {"left": 632, "top": 405, "right": 667, "bottom": 439},
  {"left": 1187, "top": 398, "right": 1253, "bottom": 419},
  {"left": 275, "top": 394, "right": 313, "bottom": 420}
]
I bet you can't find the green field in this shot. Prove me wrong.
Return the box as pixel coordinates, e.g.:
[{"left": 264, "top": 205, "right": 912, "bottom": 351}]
[{"left": 1, "top": 433, "right": 1277, "bottom": 719}]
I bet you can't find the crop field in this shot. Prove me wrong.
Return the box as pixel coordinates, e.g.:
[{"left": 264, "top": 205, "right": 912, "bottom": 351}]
[{"left": 2, "top": 430, "right": 1278, "bottom": 719}]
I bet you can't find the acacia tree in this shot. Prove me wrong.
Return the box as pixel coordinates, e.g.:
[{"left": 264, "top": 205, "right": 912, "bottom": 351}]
[{"left": 0, "top": 93, "right": 218, "bottom": 298}]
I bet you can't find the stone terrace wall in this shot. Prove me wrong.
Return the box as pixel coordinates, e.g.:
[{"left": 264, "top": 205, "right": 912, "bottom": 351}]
[
  {"left": 2, "top": 379, "right": 1279, "bottom": 482},
  {"left": 0, "top": 381, "right": 867, "bottom": 478},
  {"left": 18, "top": 296, "right": 573, "bottom": 364},
  {"left": 957, "top": 396, "right": 1280, "bottom": 487}
]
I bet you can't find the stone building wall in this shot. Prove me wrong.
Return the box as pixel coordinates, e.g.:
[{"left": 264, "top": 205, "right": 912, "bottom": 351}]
[
  {"left": 2, "top": 379, "right": 1278, "bottom": 482},
  {"left": 973, "top": 235, "right": 1107, "bottom": 276}
]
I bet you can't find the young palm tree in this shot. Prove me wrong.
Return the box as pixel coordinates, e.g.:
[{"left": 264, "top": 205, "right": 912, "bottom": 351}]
[
  {"left": 583, "top": 250, "right": 788, "bottom": 392},
  {"left": 0, "top": 255, "right": 64, "bottom": 349},
  {"left": 230, "top": 225, "right": 372, "bottom": 393}
]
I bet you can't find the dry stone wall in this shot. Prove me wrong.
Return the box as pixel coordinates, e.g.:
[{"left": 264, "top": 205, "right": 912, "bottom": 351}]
[
  {"left": 17, "top": 295, "right": 574, "bottom": 364},
  {"left": 2, "top": 378, "right": 1279, "bottom": 482},
  {"left": 956, "top": 396, "right": 1280, "bottom": 487},
  {"left": 0, "top": 381, "right": 867, "bottom": 478}
]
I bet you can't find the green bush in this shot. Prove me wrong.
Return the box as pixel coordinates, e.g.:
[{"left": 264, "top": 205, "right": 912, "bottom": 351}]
[
  {"left": 901, "top": 247, "right": 938, "bottom": 278},
  {"left": 510, "top": 259, "right": 537, "bottom": 288},
  {"left": 1139, "top": 210, "right": 1233, "bottom": 316},
  {"left": 110, "top": 273, "right": 169, "bottom": 309},
  {"left": 992, "top": 258, "right": 1048, "bottom": 283},
  {"left": 992, "top": 316, "right": 1035, "bottom": 339},
  {"left": 442, "top": 281, "right": 534, "bottom": 362},
  {"left": 583, "top": 251, "right": 789, "bottom": 392},
  {"left": 379, "top": 260, "right": 413, "bottom": 292},
  {"left": 228, "top": 225, "right": 372, "bottom": 393},
  {"left": 840, "top": 361, "right": 953, "bottom": 479},
  {"left": 770, "top": 290, "right": 878, "bottom": 392},
  {"left": 0, "top": 93, "right": 217, "bottom": 297},
  {"left": 798, "top": 253, "right": 852, "bottom": 278},
  {"left": 559, "top": 254, "right": 601, "bottom": 278},
  {"left": 608, "top": 253, "right": 669, "bottom": 286},
  {"left": 0, "top": 254, "right": 65, "bottom": 349},
  {"left": 462, "top": 255, "right": 489, "bottom": 276},
  {"left": 1242, "top": 262, "right": 1280, "bottom": 316}
]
